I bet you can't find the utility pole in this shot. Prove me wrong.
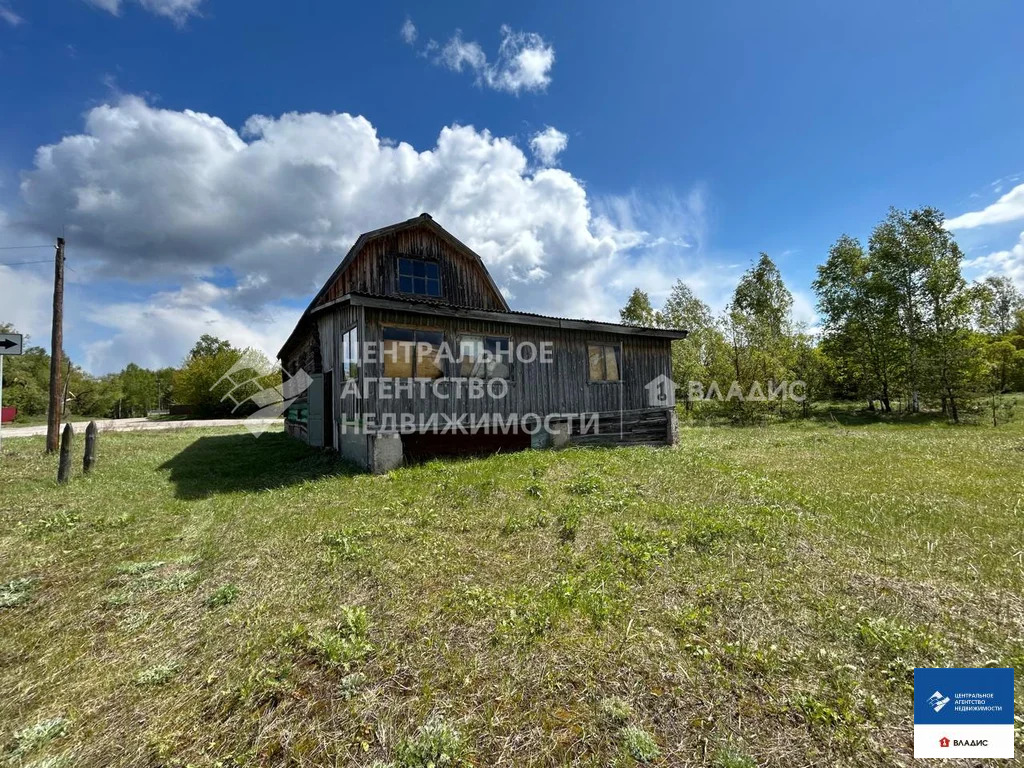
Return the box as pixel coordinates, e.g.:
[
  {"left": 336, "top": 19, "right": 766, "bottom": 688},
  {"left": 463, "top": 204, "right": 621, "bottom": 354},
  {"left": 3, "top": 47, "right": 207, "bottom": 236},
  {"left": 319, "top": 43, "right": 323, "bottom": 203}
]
[{"left": 45, "top": 237, "right": 65, "bottom": 454}]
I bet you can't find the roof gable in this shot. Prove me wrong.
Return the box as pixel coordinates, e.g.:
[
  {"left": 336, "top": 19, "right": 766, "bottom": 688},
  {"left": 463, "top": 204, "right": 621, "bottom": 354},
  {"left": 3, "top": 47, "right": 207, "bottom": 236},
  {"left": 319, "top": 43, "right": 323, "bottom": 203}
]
[{"left": 309, "top": 213, "right": 509, "bottom": 314}]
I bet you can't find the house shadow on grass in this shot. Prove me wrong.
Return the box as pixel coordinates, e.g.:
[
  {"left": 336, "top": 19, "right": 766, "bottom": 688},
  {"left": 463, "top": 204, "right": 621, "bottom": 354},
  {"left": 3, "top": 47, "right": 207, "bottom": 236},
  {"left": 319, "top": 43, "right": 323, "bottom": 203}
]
[{"left": 159, "top": 431, "right": 357, "bottom": 500}]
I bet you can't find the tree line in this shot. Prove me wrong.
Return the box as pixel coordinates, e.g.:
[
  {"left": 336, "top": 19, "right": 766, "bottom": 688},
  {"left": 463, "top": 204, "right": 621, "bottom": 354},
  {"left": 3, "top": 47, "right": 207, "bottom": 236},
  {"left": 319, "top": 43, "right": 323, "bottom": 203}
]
[
  {"left": 620, "top": 207, "right": 1024, "bottom": 422},
  {"left": 0, "top": 329, "right": 277, "bottom": 422}
]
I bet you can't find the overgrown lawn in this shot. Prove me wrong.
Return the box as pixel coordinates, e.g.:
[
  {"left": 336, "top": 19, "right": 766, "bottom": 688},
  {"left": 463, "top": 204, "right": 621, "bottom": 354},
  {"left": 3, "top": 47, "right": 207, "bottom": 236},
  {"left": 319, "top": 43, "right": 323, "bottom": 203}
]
[{"left": 1, "top": 416, "right": 1022, "bottom": 766}]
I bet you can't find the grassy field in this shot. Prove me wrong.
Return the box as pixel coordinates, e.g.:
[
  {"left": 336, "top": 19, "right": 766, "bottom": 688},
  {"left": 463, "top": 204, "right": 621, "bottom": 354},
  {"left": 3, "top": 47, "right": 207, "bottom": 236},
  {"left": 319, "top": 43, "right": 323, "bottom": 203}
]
[{"left": 1, "top": 414, "right": 1022, "bottom": 767}]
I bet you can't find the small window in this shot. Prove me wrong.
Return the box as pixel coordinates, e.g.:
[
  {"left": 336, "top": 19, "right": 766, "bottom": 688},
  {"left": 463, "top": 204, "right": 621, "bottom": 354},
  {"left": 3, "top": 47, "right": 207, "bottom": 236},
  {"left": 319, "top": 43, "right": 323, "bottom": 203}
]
[
  {"left": 341, "top": 326, "right": 359, "bottom": 380},
  {"left": 587, "top": 344, "right": 621, "bottom": 382},
  {"left": 398, "top": 257, "right": 441, "bottom": 297},
  {"left": 382, "top": 326, "right": 444, "bottom": 379},
  {"left": 459, "top": 335, "right": 511, "bottom": 379}
]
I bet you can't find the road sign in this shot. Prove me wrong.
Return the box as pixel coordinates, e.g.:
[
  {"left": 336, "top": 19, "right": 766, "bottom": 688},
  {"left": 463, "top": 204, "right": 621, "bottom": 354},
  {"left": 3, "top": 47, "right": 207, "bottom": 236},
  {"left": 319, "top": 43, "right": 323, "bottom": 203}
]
[
  {"left": 0, "top": 333, "right": 23, "bottom": 355},
  {"left": 0, "top": 334, "right": 21, "bottom": 452}
]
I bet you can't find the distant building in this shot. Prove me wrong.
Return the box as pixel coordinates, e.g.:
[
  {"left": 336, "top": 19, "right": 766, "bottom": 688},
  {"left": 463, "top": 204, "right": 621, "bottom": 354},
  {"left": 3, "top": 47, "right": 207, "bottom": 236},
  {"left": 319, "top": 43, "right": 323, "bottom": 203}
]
[{"left": 278, "top": 214, "right": 687, "bottom": 471}]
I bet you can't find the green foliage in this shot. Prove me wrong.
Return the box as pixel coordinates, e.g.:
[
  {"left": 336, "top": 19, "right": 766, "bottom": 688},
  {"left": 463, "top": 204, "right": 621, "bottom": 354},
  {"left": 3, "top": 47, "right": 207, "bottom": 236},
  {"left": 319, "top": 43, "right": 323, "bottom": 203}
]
[
  {"left": 304, "top": 606, "right": 373, "bottom": 669},
  {"left": 171, "top": 336, "right": 277, "bottom": 417},
  {"left": 135, "top": 664, "right": 179, "bottom": 686},
  {"left": 619, "top": 288, "right": 661, "bottom": 327},
  {"left": 391, "top": 720, "right": 470, "bottom": 768},
  {"left": 597, "top": 696, "right": 633, "bottom": 725},
  {"left": 10, "top": 717, "right": 71, "bottom": 756},
  {"left": 207, "top": 583, "right": 239, "bottom": 607},
  {"left": 0, "top": 577, "right": 37, "bottom": 608},
  {"left": 620, "top": 726, "right": 660, "bottom": 762}
]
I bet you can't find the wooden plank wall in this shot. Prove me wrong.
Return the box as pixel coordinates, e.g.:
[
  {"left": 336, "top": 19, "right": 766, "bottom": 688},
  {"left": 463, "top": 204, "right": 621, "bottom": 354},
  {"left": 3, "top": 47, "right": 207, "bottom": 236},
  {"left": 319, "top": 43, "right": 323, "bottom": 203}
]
[
  {"left": 357, "top": 307, "right": 673, "bottom": 439},
  {"left": 316, "top": 224, "right": 507, "bottom": 310}
]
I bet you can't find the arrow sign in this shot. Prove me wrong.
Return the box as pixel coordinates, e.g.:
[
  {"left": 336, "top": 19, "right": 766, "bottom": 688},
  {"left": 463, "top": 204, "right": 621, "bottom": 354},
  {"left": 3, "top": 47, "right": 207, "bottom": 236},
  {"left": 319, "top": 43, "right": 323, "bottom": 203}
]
[{"left": 0, "top": 333, "right": 23, "bottom": 355}]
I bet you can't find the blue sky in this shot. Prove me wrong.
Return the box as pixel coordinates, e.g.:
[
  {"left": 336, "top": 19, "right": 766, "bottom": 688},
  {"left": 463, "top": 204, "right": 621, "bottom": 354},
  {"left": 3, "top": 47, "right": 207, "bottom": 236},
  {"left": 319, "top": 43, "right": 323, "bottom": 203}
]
[{"left": 1, "top": 0, "right": 1023, "bottom": 373}]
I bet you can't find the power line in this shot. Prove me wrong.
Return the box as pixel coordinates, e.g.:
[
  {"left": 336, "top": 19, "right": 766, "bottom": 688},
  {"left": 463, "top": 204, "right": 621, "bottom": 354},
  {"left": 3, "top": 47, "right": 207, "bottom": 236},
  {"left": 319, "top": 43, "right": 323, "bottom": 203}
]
[
  {"left": 0, "top": 244, "right": 54, "bottom": 250},
  {"left": 0, "top": 259, "right": 53, "bottom": 267}
]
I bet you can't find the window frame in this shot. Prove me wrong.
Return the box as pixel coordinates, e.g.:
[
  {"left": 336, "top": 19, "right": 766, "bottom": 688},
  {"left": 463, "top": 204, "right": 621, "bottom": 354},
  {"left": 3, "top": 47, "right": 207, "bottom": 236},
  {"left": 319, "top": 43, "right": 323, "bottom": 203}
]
[
  {"left": 586, "top": 342, "right": 623, "bottom": 384},
  {"left": 456, "top": 333, "right": 514, "bottom": 382},
  {"left": 380, "top": 325, "right": 447, "bottom": 380},
  {"left": 396, "top": 256, "right": 442, "bottom": 298},
  {"left": 340, "top": 325, "right": 360, "bottom": 382}
]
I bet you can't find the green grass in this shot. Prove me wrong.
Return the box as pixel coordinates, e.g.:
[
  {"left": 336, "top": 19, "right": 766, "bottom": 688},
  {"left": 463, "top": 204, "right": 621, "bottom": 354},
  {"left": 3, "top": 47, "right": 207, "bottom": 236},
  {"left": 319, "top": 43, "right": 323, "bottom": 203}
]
[{"left": 1, "top": 416, "right": 1022, "bottom": 766}]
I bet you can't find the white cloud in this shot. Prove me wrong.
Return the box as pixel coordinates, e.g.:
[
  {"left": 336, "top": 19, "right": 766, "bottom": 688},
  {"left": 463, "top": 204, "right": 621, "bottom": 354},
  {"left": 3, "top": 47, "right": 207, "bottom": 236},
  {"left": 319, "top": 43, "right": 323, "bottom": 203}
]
[
  {"left": 82, "top": 281, "right": 293, "bottom": 373},
  {"left": 0, "top": 2, "right": 23, "bottom": 26},
  {"left": 84, "top": 0, "right": 204, "bottom": 25},
  {"left": 400, "top": 17, "right": 417, "bottom": 45},
  {"left": 14, "top": 95, "right": 723, "bottom": 372},
  {"left": 429, "top": 24, "right": 554, "bottom": 94},
  {"left": 529, "top": 126, "right": 568, "bottom": 166},
  {"left": 946, "top": 182, "right": 1024, "bottom": 230},
  {"left": 964, "top": 231, "right": 1024, "bottom": 290},
  {"left": 0, "top": 267, "right": 52, "bottom": 345}
]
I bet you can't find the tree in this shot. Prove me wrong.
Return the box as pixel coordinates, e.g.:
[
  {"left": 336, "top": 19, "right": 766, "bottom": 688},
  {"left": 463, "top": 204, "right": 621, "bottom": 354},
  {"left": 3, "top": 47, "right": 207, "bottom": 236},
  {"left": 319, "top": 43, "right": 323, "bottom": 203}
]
[
  {"left": 188, "top": 334, "right": 234, "bottom": 360},
  {"left": 173, "top": 337, "right": 277, "bottom": 418},
  {"left": 619, "top": 288, "right": 662, "bottom": 327},
  {"left": 814, "top": 235, "right": 900, "bottom": 411},
  {"left": 725, "top": 253, "right": 796, "bottom": 415},
  {"left": 120, "top": 363, "right": 158, "bottom": 417},
  {"left": 974, "top": 276, "right": 1024, "bottom": 337},
  {"left": 0, "top": 324, "right": 50, "bottom": 417},
  {"left": 660, "top": 280, "right": 728, "bottom": 411}
]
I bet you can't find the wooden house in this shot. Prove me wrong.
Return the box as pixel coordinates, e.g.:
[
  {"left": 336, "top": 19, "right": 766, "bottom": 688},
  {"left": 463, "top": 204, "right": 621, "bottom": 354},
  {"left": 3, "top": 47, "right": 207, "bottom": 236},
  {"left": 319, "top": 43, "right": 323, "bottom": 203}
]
[{"left": 278, "top": 214, "right": 687, "bottom": 471}]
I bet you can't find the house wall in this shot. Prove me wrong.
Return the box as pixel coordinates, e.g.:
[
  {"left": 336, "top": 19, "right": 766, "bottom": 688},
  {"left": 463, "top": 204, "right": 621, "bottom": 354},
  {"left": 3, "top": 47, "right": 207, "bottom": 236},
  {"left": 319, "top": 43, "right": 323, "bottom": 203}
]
[
  {"left": 315, "top": 223, "right": 507, "bottom": 310},
  {"left": 355, "top": 307, "right": 672, "bottom": 430}
]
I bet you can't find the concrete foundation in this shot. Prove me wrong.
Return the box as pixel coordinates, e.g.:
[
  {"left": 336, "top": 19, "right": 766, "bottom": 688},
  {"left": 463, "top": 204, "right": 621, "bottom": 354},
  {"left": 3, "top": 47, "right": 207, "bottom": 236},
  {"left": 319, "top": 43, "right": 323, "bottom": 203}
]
[
  {"left": 369, "top": 433, "right": 403, "bottom": 474},
  {"left": 337, "top": 423, "right": 404, "bottom": 474}
]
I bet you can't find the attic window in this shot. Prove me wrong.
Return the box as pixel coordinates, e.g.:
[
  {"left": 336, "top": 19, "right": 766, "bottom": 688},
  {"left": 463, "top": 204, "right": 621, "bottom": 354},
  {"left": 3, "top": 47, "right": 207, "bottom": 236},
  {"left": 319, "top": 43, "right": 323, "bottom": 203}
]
[{"left": 398, "top": 257, "right": 441, "bottom": 297}]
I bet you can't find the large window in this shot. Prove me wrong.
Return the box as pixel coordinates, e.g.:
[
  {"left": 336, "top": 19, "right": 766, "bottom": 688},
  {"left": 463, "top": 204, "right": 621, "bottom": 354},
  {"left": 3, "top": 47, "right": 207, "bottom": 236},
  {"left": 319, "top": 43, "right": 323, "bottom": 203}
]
[
  {"left": 382, "top": 327, "right": 444, "bottom": 379},
  {"left": 588, "top": 344, "right": 621, "bottom": 382},
  {"left": 459, "top": 335, "right": 512, "bottom": 380},
  {"left": 341, "top": 326, "right": 359, "bottom": 380},
  {"left": 397, "top": 257, "right": 441, "bottom": 297}
]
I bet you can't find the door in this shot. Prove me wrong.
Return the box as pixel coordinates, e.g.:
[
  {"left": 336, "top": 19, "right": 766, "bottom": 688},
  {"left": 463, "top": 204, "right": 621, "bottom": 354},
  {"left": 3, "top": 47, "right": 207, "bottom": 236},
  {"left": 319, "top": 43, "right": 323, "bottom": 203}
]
[
  {"left": 307, "top": 373, "right": 323, "bottom": 447},
  {"left": 323, "top": 370, "right": 335, "bottom": 449}
]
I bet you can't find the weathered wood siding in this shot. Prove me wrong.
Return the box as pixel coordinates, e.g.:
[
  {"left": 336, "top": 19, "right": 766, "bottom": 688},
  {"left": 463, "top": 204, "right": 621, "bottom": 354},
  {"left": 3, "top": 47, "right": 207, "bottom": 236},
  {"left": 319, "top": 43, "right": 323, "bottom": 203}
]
[
  {"left": 315, "top": 223, "right": 506, "bottom": 310},
  {"left": 356, "top": 307, "right": 672, "bottom": 431},
  {"left": 281, "top": 323, "right": 321, "bottom": 377}
]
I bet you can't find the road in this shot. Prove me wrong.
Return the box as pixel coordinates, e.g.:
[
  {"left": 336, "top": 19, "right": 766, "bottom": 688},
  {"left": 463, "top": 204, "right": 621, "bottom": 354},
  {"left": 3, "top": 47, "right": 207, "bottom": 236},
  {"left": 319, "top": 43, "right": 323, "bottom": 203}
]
[{"left": 0, "top": 417, "right": 282, "bottom": 438}]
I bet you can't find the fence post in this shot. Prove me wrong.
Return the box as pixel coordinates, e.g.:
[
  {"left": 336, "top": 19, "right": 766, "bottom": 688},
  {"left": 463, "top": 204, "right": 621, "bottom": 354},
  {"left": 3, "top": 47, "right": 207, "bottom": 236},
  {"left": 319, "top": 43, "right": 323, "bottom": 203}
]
[
  {"left": 57, "top": 423, "right": 73, "bottom": 484},
  {"left": 84, "top": 421, "right": 97, "bottom": 473}
]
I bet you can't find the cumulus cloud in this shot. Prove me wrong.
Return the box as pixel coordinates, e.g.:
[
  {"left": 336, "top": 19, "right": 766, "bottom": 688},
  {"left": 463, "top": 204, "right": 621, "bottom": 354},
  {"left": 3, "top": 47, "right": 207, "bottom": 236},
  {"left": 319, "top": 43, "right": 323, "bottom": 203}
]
[
  {"left": 529, "top": 126, "right": 568, "bottom": 166},
  {"left": 82, "top": 281, "right": 293, "bottom": 373},
  {"left": 946, "top": 182, "right": 1024, "bottom": 230},
  {"left": 11, "top": 95, "right": 720, "bottom": 371},
  {"left": 400, "top": 17, "right": 417, "bottom": 45},
  {"left": 964, "top": 231, "right": 1024, "bottom": 290},
  {"left": 0, "top": 2, "right": 23, "bottom": 26},
  {"left": 426, "top": 24, "right": 554, "bottom": 94},
  {"left": 0, "top": 266, "right": 53, "bottom": 345},
  {"left": 84, "top": 0, "right": 204, "bottom": 24}
]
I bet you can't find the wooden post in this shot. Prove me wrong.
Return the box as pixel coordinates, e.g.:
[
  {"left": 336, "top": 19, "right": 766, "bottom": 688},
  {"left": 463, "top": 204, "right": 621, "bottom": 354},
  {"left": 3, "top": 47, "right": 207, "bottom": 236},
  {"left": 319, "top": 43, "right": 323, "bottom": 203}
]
[
  {"left": 46, "top": 237, "right": 65, "bottom": 454},
  {"left": 84, "top": 421, "right": 97, "bottom": 473},
  {"left": 57, "top": 423, "right": 73, "bottom": 484}
]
